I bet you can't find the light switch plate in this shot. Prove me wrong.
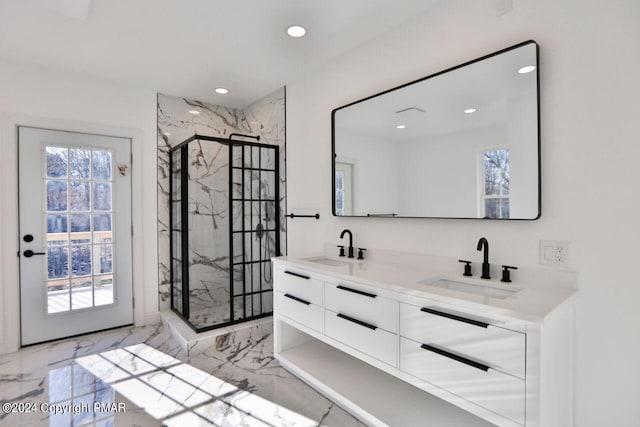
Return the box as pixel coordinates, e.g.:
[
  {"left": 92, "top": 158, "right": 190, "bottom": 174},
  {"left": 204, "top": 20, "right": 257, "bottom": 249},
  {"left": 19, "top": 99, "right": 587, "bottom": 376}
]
[{"left": 539, "top": 240, "right": 569, "bottom": 268}]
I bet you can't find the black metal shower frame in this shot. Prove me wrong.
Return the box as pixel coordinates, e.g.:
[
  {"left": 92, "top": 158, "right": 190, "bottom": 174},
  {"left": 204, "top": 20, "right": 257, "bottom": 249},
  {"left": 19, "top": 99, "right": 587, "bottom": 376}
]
[{"left": 169, "top": 134, "right": 280, "bottom": 333}]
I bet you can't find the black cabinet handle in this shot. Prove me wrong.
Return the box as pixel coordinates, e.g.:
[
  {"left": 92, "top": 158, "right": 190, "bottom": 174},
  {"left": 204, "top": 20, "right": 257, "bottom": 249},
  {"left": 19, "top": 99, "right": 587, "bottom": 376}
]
[
  {"left": 336, "top": 313, "right": 377, "bottom": 330},
  {"left": 421, "top": 343, "right": 490, "bottom": 372},
  {"left": 284, "top": 293, "right": 311, "bottom": 306},
  {"left": 284, "top": 270, "right": 310, "bottom": 280},
  {"left": 336, "top": 285, "right": 377, "bottom": 299},
  {"left": 420, "top": 307, "right": 489, "bottom": 328},
  {"left": 23, "top": 250, "right": 46, "bottom": 258}
]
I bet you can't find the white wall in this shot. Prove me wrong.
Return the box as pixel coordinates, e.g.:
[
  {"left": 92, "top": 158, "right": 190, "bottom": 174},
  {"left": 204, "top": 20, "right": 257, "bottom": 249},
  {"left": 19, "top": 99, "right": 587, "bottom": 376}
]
[
  {"left": 0, "top": 61, "right": 159, "bottom": 353},
  {"left": 337, "top": 129, "right": 399, "bottom": 215},
  {"left": 286, "top": 0, "right": 640, "bottom": 425},
  {"left": 397, "top": 125, "right": 507, "bottom": 217},
  {"left": 508, "top": 92, "right": 538, "bottom": 218}
]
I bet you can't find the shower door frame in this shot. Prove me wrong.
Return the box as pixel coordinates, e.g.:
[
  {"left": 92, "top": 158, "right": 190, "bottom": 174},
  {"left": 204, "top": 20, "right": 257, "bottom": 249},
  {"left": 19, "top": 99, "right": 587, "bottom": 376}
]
[{"left": 169, "top": 134, "right": 280, "bottom": 333}]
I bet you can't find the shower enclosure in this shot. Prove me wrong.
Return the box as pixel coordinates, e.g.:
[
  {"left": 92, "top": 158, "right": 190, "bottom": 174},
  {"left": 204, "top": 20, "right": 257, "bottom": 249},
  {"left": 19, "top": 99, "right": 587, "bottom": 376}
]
[{"left": 170, "top": 134, "right": 280, "bottom": 332}]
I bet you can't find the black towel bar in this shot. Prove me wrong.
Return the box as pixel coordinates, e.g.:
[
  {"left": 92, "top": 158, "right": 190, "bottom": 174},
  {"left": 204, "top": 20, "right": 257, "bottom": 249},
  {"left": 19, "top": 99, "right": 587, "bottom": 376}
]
[{"left": 287, "top": 213, "right": 320, "bottom": 219}]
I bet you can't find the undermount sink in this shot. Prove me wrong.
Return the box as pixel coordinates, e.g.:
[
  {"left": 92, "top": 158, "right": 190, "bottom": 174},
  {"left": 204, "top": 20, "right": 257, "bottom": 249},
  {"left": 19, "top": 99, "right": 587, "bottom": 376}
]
[
  {"left": 303, "top": 256, "right": 351, "bottom": 267},
  {"left": 418, "top": 277, "right": 521, "bottom": 299}
]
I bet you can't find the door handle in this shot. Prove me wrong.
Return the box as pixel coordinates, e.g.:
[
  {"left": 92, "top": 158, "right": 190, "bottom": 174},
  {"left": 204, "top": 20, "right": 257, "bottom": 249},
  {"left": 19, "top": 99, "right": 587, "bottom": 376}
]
[{"left": 23, "top": 250, "right": 46, "bottom": 258}]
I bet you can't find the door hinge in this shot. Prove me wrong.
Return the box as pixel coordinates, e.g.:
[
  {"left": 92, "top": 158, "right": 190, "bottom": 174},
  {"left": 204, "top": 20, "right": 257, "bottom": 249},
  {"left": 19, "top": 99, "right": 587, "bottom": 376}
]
[
  {"left": 132, "top": 298, "right": 135, "bottom": 308},
  {"left": 131, "top": 225, "right": 134, "bottom": 236},
  {"left": 131, "top": 153, "right": 133, "bottom": 164}
]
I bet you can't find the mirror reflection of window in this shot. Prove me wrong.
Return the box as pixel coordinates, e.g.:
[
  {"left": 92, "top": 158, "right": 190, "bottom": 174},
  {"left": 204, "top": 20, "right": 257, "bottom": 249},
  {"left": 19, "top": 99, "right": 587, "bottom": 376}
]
[
  {"left": 335, "top": 162, "right": 353, "bottom": 216},
  {"left": 481, "top": 148, "right": 510, "bottom": 219}
]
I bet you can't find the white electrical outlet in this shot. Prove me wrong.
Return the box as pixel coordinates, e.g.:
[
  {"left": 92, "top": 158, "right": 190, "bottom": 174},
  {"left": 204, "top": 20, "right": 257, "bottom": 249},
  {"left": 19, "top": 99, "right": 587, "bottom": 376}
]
[{"left": 539, "top": 240, "right": 569, "bottom": 267}]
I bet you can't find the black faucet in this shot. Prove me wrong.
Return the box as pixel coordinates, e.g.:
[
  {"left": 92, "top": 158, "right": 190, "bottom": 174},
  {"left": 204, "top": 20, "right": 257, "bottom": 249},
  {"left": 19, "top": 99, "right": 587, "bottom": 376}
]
[
  {"left": 340, "top": 229, "right": 354, "bottom": 258},
  {"left": 477, "top": 237, "right": 491, "bottom": 279}
]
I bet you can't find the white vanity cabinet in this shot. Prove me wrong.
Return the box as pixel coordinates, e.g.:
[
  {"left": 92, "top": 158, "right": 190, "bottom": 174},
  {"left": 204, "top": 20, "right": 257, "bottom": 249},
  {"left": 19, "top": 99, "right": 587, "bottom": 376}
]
[
  {"left": 272, "top": 257, "right": 574, "bottom": 427},
  {"left": 399, "top": 301, "right": 526, "bottom": 378},
  {"left": 324, "top": 279, "right": 399, "bottom": 366},
  {"left": 325, "top": 310, "right": 397, "bottom": 366},
  {"left": 325, "top": 280, "right": 398, "bottom": 332},
  {"left": 399, "top": 301, "right": 526, "bottom": 425},
  {"left": 273, "top": 267, "right": 324, "bottom": 333}
]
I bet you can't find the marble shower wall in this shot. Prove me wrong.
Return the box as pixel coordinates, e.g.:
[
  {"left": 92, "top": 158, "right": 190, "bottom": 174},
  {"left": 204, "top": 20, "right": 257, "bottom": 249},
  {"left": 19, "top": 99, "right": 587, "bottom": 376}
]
[
  {"left": 184, "top": 141, "right": 233, "bottom": 326},
  {"left": 157, "top": 88, "right": 286, "bottom": 312}
]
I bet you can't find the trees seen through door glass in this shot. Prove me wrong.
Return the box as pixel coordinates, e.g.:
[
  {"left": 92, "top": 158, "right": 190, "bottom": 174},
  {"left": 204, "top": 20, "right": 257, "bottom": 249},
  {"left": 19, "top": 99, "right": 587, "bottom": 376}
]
[{"left": 45, "top": 146, "right": 115, "bottom": 313}]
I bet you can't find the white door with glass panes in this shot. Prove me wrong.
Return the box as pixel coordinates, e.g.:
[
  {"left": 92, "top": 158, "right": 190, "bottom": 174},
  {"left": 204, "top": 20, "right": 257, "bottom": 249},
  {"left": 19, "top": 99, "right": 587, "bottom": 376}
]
[{"left": 18, "top": 127, "right": 133, "bottom": 345}]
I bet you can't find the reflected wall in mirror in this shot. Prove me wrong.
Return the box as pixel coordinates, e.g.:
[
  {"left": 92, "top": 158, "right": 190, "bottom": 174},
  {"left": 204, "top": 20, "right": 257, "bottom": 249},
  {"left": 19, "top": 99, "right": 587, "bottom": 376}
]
[{"left": 332, "top": 41, "right": 540, "bottom": 219}]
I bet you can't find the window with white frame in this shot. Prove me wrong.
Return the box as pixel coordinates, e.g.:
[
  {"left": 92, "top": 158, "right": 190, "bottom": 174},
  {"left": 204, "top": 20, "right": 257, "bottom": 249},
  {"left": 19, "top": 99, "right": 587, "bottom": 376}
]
[{"left": 481, "top": 148, "right": 510, "bottom": 219}]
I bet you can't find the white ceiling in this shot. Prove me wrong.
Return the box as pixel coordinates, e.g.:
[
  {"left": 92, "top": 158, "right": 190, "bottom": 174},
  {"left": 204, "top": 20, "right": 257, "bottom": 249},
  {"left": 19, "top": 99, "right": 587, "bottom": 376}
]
[{"left": 0, "top": 0, "right": 440, "bottom": 108}]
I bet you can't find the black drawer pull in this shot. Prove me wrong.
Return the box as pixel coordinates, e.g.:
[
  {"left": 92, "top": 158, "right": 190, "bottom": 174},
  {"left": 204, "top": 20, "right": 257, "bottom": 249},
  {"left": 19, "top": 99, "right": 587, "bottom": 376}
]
[
  {"left": 420, "top": 307, "right": 489, "bottom": 328},
  {"left": 336, "top": 285, "right": 377, "bottom": 298},
  {"left": 284, "top": 270, "right": 310, "bottom": 280},
  {"left": 284, "top": 294, "right": 311, "bottom": 305},
  {"left": 421, "top": 343, "right": 490, "bottom": 372},
  {"left": 336, "top": 313, "right": 377, "bottom": 330}
]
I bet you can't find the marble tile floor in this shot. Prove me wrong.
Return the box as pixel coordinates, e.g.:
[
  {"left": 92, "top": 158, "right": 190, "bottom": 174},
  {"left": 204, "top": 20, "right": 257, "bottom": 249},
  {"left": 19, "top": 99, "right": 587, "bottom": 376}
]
[{"left": 0, "top": 322, "right": 365, "bottom": 427}]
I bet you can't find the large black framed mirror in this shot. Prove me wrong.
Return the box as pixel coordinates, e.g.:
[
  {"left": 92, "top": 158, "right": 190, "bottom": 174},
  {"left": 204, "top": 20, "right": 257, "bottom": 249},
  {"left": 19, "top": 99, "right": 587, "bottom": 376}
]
[{"left": 332, "top": 41, "right": 540, "bottom": 220}]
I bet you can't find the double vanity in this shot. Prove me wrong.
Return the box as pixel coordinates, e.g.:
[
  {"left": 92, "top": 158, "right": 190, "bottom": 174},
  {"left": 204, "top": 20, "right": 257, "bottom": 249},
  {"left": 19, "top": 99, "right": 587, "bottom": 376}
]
[
  {"left": 272, "top": 251, "right": 575, "bottom": 427},
  {"left": 274, "top": 40, "right": 569, "bottom": 426}
]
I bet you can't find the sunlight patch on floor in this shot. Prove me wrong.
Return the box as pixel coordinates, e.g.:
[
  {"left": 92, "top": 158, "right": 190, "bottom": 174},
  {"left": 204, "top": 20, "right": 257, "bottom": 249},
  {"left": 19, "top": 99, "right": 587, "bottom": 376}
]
[{"left": 73, "top": 343, "right": 316, "bottom": 426}]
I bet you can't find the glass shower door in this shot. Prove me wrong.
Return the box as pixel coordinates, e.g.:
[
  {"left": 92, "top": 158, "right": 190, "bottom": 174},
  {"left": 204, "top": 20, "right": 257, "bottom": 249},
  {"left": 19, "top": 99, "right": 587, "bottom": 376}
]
[
  {"left": 230, "top": 143, "right": 279, "bottom": 321},
  {"left": 169, "top": 135, "right": 279, "bottom": 332},
  {"left": 170, "top": 148, "right": 183, "bottom": 316},
  {"left": 187, "top": 140, "right": 231, "bottom": 328}
]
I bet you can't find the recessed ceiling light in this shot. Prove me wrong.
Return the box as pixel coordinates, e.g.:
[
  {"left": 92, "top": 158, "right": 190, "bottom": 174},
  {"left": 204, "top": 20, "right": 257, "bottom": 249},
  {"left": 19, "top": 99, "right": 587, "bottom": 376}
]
[
  {"left": 163, "top": 132, "right": 172, "bottom": 136},
  {"left": 518, "top": 65, "right": 536, "bottom": 74},
  {"left": 287, "top": 25, "right": 307, "bottom": 38},
  {"left": 215, "top": 87, "right": 229, "bottom": 94},
  {"left": 464, "top": 108, "right": 477, "bottom": 114},
  {"left": 396, "top": 124, "right": 406, "bottom": 129},
  {"left": 188, "top": 110, "right": 200, "bottom": 115}
]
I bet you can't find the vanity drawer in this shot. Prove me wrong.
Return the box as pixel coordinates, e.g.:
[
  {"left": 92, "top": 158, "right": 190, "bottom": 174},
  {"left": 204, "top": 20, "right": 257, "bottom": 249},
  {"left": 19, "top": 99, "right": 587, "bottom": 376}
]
[
  {"left": 274, "top": 267, "right": 323, "bottom": 306},
  {"left": 400, "top": 302, "right": 525, "bottom": 378},
  {"left": 274, "top": 291, "right": 323, "bottom": 333},
  {"left": 325, "top": 281, "right": 398, "bottom": 333},
  {"left": 400, "top": 337, "right": 525, "bottom": 425},
  {"left": 325, "top": 309, "right": 397, "bottom": 367}
]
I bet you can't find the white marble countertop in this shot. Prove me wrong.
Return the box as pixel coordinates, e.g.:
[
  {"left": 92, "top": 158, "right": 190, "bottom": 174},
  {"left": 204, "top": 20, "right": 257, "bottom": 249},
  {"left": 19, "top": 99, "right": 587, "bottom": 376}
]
[{"left": 272, "top": 252, "right": 577, "bottom": 324}]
